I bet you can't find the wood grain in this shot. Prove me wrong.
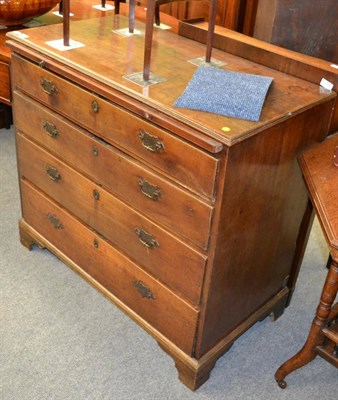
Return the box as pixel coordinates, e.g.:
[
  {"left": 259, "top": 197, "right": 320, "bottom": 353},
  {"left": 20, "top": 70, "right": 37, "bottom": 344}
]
[
  {"left": 13, "top": 91, "right": 214, "bottom": 247},
  {"left": 9, "top": 18, "right": 337, "bottom": 389},
  {"left": 17, "top": 133, "right": 208, "bottom": 303},
  {"left": 20, "top": 178, "right": 199, "bottom": 354}
]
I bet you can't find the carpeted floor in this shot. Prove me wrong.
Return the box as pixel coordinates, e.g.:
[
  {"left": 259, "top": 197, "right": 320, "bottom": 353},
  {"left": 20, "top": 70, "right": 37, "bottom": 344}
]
[{"left": 1, "top": 127, "right": 337, "bottom": 399}]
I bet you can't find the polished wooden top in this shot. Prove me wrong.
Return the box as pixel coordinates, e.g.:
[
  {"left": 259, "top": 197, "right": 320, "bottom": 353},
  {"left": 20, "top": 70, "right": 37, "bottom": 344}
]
[
  {"left": 298, "top": 133, "right": 338, "bottom": 254},
  {"left": 1, "top": 1, "right": 177, "bottom": 62},
  {"left": 6, "top": 15, "right": 335, "bottom": 146},
  {"left": 1, "top": 0, "right": 109, "bottom": 62}
]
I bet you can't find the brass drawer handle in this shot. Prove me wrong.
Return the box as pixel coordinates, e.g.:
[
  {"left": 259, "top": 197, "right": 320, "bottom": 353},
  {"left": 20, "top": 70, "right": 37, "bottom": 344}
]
[
  {"left": 135, "top": 227, "right": 159, "bottom": 249},
  {"left": 47, "top": 213, "right": 63, "bottom": 229},
  {"left": 42, "top": 121, "right": 59, "bottom": 138},
  {"left": 137, "top": 178, "right": 161, "bottom": 201},
  {"left": 45, "top": 165, "right": 61, "bottom": 181},
  {"left": 40, "top": 77, "right": 58, "bottom": 95},
  {"left": 138, "top": 129, "right": 165, "bottom": 153},
  {"left": 133, "top": 280, "right": 155, "bottom": 300}
]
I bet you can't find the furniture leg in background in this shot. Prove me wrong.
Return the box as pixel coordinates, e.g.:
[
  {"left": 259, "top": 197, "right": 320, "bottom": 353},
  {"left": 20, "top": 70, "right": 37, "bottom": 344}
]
[
  {"left": 115, "top": 0, "right": 218, "bottom": 82},
  {"left": 275, "top": 260, "right": 338, "bottom": 388},
  {"left": 275, "top": 133, "right": 338, "bottom": 388}
]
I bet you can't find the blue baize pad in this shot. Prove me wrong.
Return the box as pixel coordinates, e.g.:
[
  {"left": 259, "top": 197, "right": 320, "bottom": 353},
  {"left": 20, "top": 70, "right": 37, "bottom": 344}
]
[{"left": 174, "top": 66, "right": 274, "bottom": 122}]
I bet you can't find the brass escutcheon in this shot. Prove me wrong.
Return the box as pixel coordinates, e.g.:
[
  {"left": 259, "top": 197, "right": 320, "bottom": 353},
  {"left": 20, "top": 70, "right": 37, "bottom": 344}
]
[
  {"left": 93, "top": 189, "right": 100, "bottom": 200},
  {"left": 334, "top": 146, "right": 338, "bottom": 167},
  {"left": 92, "top": 100, "right": 99, "bottom": 113},
  {"left": 40, "top": 77, "right": 58, "bottom": 95},
  {"left": 92, "top": 145, "right": 99, "bottom": 157},
  {"left": 138, "top": 130, "right": 165, "bottom": 153}
]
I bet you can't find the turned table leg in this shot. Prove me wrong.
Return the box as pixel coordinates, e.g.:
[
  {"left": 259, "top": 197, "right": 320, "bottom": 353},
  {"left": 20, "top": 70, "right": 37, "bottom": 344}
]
[{"left": 275, "top": 259, "right": 338, "bottom": 388}]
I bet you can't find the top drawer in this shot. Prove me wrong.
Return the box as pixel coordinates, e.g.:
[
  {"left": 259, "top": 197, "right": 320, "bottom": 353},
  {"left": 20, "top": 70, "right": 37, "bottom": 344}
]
[{"left": 11, "top": 54, "right": 220, "bottom": 198}]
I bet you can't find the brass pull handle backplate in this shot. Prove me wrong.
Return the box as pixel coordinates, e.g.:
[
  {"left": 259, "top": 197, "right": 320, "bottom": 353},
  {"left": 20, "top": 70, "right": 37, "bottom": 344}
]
[
  {"left": 45, "top": 165, "right": 61, "bottom": 181},
  {"left": 40, "top": 77, "right": 58, "bottom": 95},
  {"left": 133, "top": 280, "right": 155, "bottom": 300},
  {"left": 137, "top": 178, "right": 161, "bottom": 201},
  {"left": 47, "top": 213, "right": 63, "bottom": 229},
  {"left": 42, "top": 121, "right": 59, "bottom": 138},
  {"left": 135, "top": 227, "right": 159, "bottom": 249},
  {"left": 138, "top": 130, "right": 165, "bottom": 153}
]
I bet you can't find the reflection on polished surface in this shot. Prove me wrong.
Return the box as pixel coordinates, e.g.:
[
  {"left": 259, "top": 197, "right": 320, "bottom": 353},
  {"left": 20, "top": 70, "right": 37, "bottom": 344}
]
[{"left": 0, "top": 0, "right": 60, "bottom": 26}]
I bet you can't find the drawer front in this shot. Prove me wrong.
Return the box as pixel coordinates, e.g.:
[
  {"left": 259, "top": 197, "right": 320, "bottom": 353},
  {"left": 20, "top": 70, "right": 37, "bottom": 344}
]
[
  {"left": 20, "top": 179, "right": 198, "bottom": 355},
  {"left": 11, "top": 54, "right": 219, "bottom": 198},
  {"left": 0, "top": 61, "right": 10, "bottom": 103},
  {"left": 13, "top": 92, "right": 213, "bottom": 249},
  {"left": 17, "top": 133, "right": 207, "bottom": 305}
]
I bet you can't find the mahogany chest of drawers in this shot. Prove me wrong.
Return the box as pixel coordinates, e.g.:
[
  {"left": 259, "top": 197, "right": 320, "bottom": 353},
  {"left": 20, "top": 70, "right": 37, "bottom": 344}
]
[{"left": 7, "top": 16, "right": 336, "bottom": 390}]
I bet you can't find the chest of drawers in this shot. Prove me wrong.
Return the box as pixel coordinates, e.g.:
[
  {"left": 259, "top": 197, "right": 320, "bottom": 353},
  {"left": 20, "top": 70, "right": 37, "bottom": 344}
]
[{"left": 7, "top": 16, "right": 336, "bottom": 390}]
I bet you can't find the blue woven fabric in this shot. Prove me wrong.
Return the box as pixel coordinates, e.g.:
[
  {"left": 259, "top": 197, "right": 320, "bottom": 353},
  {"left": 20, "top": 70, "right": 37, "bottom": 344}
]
[{"left": 174, "top": 66, "right": 273, "bottom": 121}]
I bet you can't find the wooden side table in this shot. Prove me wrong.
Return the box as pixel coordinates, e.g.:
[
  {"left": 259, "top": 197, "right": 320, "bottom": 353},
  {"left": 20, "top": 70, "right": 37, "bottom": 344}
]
[{"left": 275, "top": 133, "right": 338, "bottom": 388}]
